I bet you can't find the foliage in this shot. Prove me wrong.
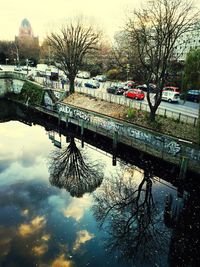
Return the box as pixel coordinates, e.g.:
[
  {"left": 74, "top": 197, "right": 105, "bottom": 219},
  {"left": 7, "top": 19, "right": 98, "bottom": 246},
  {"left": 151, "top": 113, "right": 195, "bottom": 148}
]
[
  {"left": 106, "top": 68, "right": 123, "bottom": 80},
  {"left": 9, "top": 81, "right": 44, "bottom": 106},
  {"left": 183, "top": 48, "right": 200, "bottom": 91},
  {"left": 127, "top": 108, "right": 136, "bottom": 119}
]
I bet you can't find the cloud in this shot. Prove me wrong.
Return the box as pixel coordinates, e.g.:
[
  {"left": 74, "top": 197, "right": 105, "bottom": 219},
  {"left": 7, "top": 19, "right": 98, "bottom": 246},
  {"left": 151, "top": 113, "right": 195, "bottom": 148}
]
[
  {"left": 51, "top": 254, "right": 74, "bottom": 267},
  {"left": 73, "top": 230, "right": 94, "bottom": 252},
  {"left": 32, "top": 244, "right": 48, "bottom": 256},
  {"left": 63, "top": 195, "right": 92, "bottom": 221},
  {"left": 18, "top": 216, "right": 46, "bottom": 237}
]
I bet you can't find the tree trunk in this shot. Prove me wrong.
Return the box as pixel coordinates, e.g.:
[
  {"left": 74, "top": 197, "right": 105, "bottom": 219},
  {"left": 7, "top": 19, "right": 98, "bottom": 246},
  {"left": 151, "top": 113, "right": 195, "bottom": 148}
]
[{"left": 69, "top": 78, "right": 75, "bottom": 94}]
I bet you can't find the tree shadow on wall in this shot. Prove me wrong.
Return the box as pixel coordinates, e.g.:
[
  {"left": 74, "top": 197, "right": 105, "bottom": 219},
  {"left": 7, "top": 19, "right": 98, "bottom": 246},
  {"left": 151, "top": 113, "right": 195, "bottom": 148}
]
[
  {"left": 48, "top": 137, "right": 104, "bottom": 197},
  {"left": 92, "top": 161, "right": 170, "bottom": 265}
]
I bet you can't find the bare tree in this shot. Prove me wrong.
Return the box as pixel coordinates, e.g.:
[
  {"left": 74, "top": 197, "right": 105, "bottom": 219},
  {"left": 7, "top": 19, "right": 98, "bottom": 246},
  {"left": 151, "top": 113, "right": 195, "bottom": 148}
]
[
  {"left": 126, "top": 0, "right": 199, "bottom": 120},
  {"left": 92, "top": 162, "right": 170, "bottom": 264},
  {"left": 47, "top": 20, "right": 101, "bottom": 93},
  {"left": 49, "top": 137, "right": 104, "bottom": 197}
]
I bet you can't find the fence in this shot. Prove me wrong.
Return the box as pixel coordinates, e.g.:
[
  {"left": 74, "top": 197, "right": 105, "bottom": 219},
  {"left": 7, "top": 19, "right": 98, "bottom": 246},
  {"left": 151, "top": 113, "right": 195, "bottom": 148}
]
[
  {"left": 34, "top": 77, "right": 198, "bottom": 127},
  {"left": 76, "top": 87, "right": 198, "bottom": 127}
]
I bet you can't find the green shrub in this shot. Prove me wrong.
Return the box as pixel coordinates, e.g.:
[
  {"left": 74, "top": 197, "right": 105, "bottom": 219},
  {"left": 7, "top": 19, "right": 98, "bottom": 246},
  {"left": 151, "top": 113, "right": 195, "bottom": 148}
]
[
  {"left": 106, "top": 68, "right": 122, "bottom": 80},
  {"left": 9, "top": 81, "right": 44, "bottom": 106},
  {"left": 127, "top": 108, "right": 136, "bottom": 119}
]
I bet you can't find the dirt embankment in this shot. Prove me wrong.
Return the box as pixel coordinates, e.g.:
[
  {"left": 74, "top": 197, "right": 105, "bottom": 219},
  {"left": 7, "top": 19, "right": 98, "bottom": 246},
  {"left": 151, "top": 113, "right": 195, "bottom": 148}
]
[{"left": 63, "top": 93, "right": 198, "bottom": 143}]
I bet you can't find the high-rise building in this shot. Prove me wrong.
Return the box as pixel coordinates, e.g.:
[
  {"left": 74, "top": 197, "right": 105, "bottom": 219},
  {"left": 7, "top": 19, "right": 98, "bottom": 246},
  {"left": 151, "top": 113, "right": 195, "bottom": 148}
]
[{"left": 173, "top": 22, "right": 200, "bottom": 61}]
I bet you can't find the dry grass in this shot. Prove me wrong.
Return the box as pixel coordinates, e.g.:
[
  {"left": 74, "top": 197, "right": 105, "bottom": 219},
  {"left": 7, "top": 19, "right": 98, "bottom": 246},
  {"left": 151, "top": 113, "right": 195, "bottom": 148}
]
[{"left": 63, "top": 93, "right": 198, "bottom": 143}]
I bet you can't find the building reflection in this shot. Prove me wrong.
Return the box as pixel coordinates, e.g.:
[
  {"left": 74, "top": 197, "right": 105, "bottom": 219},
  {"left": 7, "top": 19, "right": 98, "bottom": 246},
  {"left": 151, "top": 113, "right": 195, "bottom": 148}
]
[{"left": 49, "top": 136, "right": 104, "bottom": 197}]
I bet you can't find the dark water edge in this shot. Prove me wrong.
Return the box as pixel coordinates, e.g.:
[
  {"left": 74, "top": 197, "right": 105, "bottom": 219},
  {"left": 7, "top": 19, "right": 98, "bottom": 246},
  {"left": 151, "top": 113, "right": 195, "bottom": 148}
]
[{"left": 0, "top": 99, "right": 199, "bottom": 267}]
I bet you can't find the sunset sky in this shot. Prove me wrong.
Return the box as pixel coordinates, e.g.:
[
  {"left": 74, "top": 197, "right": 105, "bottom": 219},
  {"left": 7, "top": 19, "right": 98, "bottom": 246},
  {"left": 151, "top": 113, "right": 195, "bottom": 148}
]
[
  {"left": 0, "top": 0, "right": 199, "bottom": 43},
  {"left": 0, "top": 0, "right": 139, "bottom": 42}
]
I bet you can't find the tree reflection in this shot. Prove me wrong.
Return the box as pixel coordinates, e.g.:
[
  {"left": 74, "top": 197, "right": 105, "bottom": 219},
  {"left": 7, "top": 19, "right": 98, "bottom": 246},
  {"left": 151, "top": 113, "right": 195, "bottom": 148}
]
[
  {"left": 164, "top": 183, "right": 200, "bottom": 267},
  {"left": 49, "top": 137, "right": 104, "bottom": 197},
  {"left": 92, "top": 161, "right": 169, "bottom": 264}
]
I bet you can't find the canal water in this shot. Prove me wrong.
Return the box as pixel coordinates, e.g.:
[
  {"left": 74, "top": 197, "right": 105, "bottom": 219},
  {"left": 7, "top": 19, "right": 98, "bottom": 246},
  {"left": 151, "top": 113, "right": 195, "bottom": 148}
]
[{"left": 0, "top": 119, "right": 199, "bottom": 267}]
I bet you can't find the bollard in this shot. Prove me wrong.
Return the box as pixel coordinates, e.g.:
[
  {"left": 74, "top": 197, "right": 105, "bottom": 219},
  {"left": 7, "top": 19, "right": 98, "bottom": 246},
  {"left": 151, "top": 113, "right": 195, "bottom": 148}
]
[
  {"left": 179, "top": 156, "right": 188, "bottom": 180},
  {"left": 112, "top": 131, "right": 118, "bottom": 166}
]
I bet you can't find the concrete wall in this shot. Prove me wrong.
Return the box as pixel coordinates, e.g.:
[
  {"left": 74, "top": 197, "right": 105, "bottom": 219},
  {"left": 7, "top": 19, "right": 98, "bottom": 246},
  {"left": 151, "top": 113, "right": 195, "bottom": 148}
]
[
  {"left": 0, "top": 78, "right": 25, "bottom": 97},
  {"left": 56, "top": 102, "right": 200, "bottom": 174}
]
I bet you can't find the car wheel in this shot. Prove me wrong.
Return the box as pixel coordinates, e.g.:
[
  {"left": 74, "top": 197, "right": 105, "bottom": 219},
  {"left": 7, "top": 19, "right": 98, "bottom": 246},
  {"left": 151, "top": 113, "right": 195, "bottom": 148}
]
[{"left": 168, "top": 99, "right": 172, "bottom": 103}]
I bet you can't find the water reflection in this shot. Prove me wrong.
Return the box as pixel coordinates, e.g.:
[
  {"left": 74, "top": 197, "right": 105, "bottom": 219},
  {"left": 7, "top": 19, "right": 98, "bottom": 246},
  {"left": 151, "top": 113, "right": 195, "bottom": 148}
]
[
  {"left": 49, "top": 136, "right": 104, "bottom": 197},
  {"left": 92, "top": 161, "right": 170, "bottom": 265},
  {"left": 0, "top": 103, "right": 200, "bottom": 267},
  {"left": 164, "top": 181, "right": 200, "bottom": 267}
]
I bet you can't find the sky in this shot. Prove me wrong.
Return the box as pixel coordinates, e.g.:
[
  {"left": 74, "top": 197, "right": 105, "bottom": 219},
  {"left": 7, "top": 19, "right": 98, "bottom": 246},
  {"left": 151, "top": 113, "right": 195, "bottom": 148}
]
[
  {"left": 0, "top": 0, "right": 140, "bottom": 43},
  {"left": 0, "top": 0, "right": 199, "bottom": 44}
]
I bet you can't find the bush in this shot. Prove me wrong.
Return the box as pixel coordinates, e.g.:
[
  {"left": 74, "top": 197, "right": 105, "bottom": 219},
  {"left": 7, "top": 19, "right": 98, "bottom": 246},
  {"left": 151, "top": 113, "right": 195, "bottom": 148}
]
[
  {"left": 106, "top": 68, "right": 122, "bottom": 80},
  {"left": 9, "top": 81, "right": 44, "bottom": 106},
  {"left": 127, "top": 108, "right": 136, "bottom": 119}
]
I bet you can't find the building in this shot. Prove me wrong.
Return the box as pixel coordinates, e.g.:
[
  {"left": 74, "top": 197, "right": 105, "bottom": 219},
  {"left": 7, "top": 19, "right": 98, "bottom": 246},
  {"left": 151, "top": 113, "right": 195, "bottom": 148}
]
[
  {"left": 15, "top": 18, "right": 39, "bottom": 64},
  {"left": 173, "top": 23, "right": 200, "bottom": 61}
]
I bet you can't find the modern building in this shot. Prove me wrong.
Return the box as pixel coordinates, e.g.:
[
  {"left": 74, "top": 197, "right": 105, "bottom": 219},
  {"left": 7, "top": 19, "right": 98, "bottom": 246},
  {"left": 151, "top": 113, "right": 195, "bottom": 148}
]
[{"left": 173, "top": 23, "right": 200, "bottom": 61}]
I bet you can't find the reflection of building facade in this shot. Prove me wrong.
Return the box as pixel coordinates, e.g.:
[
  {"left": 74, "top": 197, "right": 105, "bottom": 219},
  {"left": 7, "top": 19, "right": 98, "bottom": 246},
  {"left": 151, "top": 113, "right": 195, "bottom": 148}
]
[{"left": 15, "top": 18, "right": 39, "bottom": 63}]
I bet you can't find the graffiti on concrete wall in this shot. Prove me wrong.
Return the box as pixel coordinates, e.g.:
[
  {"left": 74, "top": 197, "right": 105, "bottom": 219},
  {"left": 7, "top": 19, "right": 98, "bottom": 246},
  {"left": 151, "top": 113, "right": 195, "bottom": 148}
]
[
  {"left": 57, "top": 103, "right": 200, "bottom": 160},
  {"left": 58, "top": 104, "right": 91, "bottom": 122}
]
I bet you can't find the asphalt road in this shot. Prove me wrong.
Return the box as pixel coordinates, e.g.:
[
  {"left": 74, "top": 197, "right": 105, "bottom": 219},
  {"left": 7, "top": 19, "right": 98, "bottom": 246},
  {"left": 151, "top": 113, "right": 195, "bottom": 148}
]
[
  {"left": 76, "top": 78, "right": 199, "bottom": 117},
  {"left": 1, "top": 65, "right": 199, "bottom": 117}
]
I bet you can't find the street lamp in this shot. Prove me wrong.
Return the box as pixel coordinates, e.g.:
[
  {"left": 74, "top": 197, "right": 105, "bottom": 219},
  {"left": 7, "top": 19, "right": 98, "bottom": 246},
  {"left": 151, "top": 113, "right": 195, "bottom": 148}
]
[
  {"left": 26, "top": 59, "right": 30, "bottom": 75},
  {"left": 6, "top": 58, "right": 9, "bottom": 65}
]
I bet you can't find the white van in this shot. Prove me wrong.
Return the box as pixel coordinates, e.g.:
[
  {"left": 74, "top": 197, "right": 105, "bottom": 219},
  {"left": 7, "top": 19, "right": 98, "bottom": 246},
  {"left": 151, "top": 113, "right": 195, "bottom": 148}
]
[
  {"left": 77, "top": 71, "right": 91, "bottom": 79},
  {"left": 162, "top": 91, "right": 180, "bottom": 103}
]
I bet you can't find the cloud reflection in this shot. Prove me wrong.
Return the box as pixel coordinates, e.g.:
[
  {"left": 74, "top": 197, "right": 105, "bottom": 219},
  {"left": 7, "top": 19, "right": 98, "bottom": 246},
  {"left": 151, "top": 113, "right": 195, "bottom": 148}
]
[
  {"left": 73, "top": 230, "right": 94, "bottom": 252},
  {"left": 51, "top": 254, "right": 74, "bottom": 267},
  {"left": 18, "top": 216, "right": 46, "bottom": 237},
  {"left": 63, "top": 195, "right": 92, "bottom": 221}
]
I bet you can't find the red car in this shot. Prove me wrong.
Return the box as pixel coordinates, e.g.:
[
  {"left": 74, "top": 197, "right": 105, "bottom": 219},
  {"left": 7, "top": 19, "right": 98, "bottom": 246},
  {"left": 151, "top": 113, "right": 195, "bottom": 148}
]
[{"left": 124, "top": 89, "right": 145, "bottom": 100}]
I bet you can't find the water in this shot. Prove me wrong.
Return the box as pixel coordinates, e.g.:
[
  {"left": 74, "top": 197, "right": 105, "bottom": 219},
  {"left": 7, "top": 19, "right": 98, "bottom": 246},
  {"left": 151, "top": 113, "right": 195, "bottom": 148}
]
[{"left": 0, "top": 117, "right": 199, "bottom": 266}]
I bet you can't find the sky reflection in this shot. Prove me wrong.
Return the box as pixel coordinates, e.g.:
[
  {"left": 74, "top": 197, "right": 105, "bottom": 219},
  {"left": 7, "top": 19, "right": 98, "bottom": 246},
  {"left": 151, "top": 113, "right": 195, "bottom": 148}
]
[{"left": 0, "top": 120, "right": 198, "bottom": 267}]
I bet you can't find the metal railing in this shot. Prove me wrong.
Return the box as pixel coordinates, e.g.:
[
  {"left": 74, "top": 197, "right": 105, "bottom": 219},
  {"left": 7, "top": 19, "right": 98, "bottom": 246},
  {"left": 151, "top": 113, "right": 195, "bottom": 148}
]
[
  {"left": 0, "top": 71, "right": 27, "bottom": 80},
  {"left": 34, "top": 77, "right": 198, "bottom": 127}
]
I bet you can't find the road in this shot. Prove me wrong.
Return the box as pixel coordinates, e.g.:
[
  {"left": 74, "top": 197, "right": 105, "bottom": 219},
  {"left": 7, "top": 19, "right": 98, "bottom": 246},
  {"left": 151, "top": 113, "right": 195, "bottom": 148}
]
[
  {"left": 1, "top": 65, "right": 199, "bottom": 118},
  {"left": 75, "top": 78, "right": 199, "bottom": 118}
]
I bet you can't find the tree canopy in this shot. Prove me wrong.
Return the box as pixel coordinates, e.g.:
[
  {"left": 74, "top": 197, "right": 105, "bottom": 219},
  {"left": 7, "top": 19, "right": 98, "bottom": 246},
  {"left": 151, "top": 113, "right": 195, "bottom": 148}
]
[
  {"left": 47, "top": 20, "right": 101, "bottom": 93},
  {"left": 125, "top": 0, "right": 199, "bottom": 120},
  {"left": 183, "top": 48, "right": 200, "bottom": 91}
]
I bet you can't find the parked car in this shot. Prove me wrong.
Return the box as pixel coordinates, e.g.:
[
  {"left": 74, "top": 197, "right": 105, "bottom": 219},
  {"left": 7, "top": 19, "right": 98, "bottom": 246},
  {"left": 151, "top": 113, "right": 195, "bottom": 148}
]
[
  {"left": 161, "top": 91, "right": 180, "bottom": 103},
  {"left": 107, "top": 86, "right": 125, "bottom": 95},
  {"left": 84, "top": 80, "right": 100, "bottom": 88},
  {"left": 93, "top": 75, "right": 107, "bottom": 82},
  {"left": 163, "top": 86, "right": 180, "bottom": 93},
  {"left": 124, "top": 89, "right": 145, "bottom": 100},
  {"left": 122, "top": 80, "right": 135, "bottom": 90},
  {"left": 14, "top": 66, "right": 22, "bottom": 71},
  {"left": 136, "top": 83, "right": 157, "bottom": 93},
  {"left": 22, "top": 66, "right": 32, "bottom": 71},
  {"left": 77, "top": 71, "right": 91, "bottom": 79},
  {"left": 180, "top": 90, "right": 200, "bottom": 103}
]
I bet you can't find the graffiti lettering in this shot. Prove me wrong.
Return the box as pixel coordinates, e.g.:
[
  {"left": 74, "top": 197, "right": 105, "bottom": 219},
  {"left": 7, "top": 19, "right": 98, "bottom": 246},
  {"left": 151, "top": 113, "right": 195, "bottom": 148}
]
[{"left": 58, "top": 104, "right": 90, "bottom": 122}]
